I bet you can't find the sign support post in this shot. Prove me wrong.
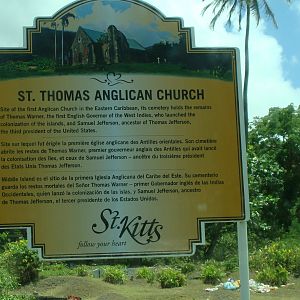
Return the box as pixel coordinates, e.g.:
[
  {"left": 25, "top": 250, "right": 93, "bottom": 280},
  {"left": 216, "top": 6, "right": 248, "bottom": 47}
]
[{"left": 237, "top": 221, "right": 250, "bottom": 300}]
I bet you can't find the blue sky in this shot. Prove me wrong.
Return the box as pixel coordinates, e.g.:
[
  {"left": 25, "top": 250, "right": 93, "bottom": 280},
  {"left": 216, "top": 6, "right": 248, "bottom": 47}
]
[
  {"left": 0, "top": 0, "right": 299, "bottom": 120},
  {"left": 264, "top": 1, "right": 300, "bottom": 88}
]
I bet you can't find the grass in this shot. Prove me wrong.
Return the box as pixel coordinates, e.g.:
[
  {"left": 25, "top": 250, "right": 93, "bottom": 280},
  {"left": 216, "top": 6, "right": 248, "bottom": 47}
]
[
  {"left": 40, "top": 262, "right": 77, "bottom": 278},
  {"left": 0, "top": 60, "right": 233, "bottom": 81},
  {"left": 2, "top": 225, "right": 300, "bottom": 299},
  {"left": 13, "top": 272, "right": 300, "bottom": 300}
]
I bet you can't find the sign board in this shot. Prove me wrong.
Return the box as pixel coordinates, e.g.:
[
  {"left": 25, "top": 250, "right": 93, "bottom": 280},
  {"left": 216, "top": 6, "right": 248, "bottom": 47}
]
[{"left": 0, "top": 0, "right": 248, "bottom": 260}]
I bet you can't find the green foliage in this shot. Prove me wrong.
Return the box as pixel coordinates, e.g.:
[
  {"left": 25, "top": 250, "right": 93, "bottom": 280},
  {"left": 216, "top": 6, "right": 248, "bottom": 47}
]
[
  {"left": 211, "top": 229, "right": 238, "bottom": 260},
  {"left": 0, "top": 232, "right": 9, "bottom": 253},
  {"left": 34, "top": 57, "right": 56, "bottom": 71},
  {"left": 200, "top": 260, "right": 225, "bottom": 284},
  {"left": 251, "top": 240, "right": 300, "bottom": 284},
  {"left": 293, "top": 253, "right": 300, "bottom": 278},
  {"left": 163, "top": 257, "right": 196, "bottom": 275},
  {"left": 251, "top": 241, "right": 300, "bottom": 275},
  {"left": 136, "top": 267, "right": 156, "bottom": 283},
  {"left": 199, "top": 104, "right": 300, "bottom": 260},
  {"left": 156, "top": 267, "right": 187, "bottom": 288},
  {"left": 0, "top": 295, "right": 35, "bottom": 300},
  {"left": 40, "top": 262, "right": 75, "bottom": 277},
  {"left": 247, "top": 147, "right": 285, "bottom": 237},
  {"left": 256, "top": 266, "right": 289, "bottom": 286},
  {"left": 222, "top": 256, "right": 239, "bottom": 274},
  {"left": 0, "top": 266, "right": 35, "bottom": 299},
  {"left": 0, "top": 230, "right": 26, "bottom": 247},
  {"left": 102, "top": 265, "right": 127, "bottom": 284},
  {"left": 0, "top": 58, "right": 55, "bottom": 77},
  {"left": 178, "top": 262, "right": 196, "bottom": 274},
  {"left": 75, "top": 265, "right": 89, "bottom": 277},
  {"left": 249, "top": 104, "right": 300, "bottom": 233},
  {"left": 0, "top": 267, "right": 18, "bottom": 295},
  {"left": 138, "top": 257, "right": 163, "bottom": 266},
  {"left": 1, "top": 240, "right": 40, "bottom": 285}
]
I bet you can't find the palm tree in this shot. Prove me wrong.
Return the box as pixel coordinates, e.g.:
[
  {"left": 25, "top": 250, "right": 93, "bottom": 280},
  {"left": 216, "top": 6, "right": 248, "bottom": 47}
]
[
  {"left": 51, "top": 21, "right": 58, "bottom": 62},
  {"left": 60, "top": 13, "right": 75, "bottom": 66},
  {"left": 202, "top": 3, "right": 292, "bottom": 300},
  {"left": 202, "top": 0, "right": 292, "bottom": 141}
]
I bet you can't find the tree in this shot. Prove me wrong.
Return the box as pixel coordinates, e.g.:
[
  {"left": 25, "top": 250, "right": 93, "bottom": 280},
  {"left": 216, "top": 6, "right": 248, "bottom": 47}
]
[
  {"left": 247, "top": 144, "right": 284, "bottom": 236},
  {"left": 249, "top": 104, "right": 300, "bottom": 231},
  {"left": 60, "top": 13, "right": 75, "bottom": 66},
  {"left": 199, "top": 105, "right": 299, "bottom": 258},
  {"left": 202, "top": 0, "right": 292, "bottom": 140}
]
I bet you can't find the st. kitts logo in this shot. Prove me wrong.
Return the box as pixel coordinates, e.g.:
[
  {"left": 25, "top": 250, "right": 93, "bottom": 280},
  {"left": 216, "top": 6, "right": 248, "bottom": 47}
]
[{"left": 92, "top": 209, "right": 163, "bottom": 245}]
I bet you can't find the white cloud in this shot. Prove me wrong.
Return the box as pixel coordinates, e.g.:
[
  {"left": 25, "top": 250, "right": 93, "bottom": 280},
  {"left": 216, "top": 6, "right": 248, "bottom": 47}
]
[
  {"left": 247, "top": 29, "right": 299, "bottom": 118},
  {"left": 293, "top": 1, "right": 300, "bottom": 15},
  {"left": 291, "top": 55, "right": 299, "bottom": 65},
  {"left": 0, "top": 0, "right": 299, "bottom": 120},
  {"left": 0, "top": 0, "right": 70, "bottom": 47}
]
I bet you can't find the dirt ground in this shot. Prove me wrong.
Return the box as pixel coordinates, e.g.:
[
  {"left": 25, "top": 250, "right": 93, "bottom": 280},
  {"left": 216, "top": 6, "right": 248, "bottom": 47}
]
[{"left": 15, "top": 275, "right": 300, "bottom": 300}]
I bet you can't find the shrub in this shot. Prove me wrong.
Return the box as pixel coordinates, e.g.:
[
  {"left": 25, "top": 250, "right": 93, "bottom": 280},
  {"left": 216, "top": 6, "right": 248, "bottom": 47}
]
[
  {"left": 292, "top": 252, "right": 300, "bottom": 278},
  {"left": 0, "top": 267, "right": 18, "bottom": 295},
  {"left": 31, "top": 57, "right": 56, "bottom": 71},
  {"left": 250, "top": 240, "right": 300, "bottom": 284},
  {"left": 136, "top": 267, "right": 156, "bottom": 283},
  {"left": 75, "top": 265, "right": 89, "bottom": 277},
  {"left": 0, "top": 232, "right": 9, "bottom": 253},
  {"left": 1, "top": 240, "right": 40, "bottom": 285},
  {"left": 167, "top": 257, "right": 196, "bottom": 275},
  {"left": 0, "top": 267, "right": 35, "bottom": 299},
  {"left": 0, "top": 295, "right": 35, "bottom": 300},
  {"left": 102, "top": 265, "right": 127, "bottom": 284},
  {"left": 156, "top": 267, "right": 186, "bottom": 288},
  {"left": 212, "top": 230, "right": 238, "bottom": 261},
  {"left": 250, "top": 241, "right": 300, "bottom": 276},
  {"left": 179, "top": 262, "right": 196, "bottom": 274},
  {"left": 200, "top": 260, "right": 225, "bottom": 284},
  {"left": 40, "top": 262, "right": 75, "bottom": 277},
  {"left": 222, "top": 256, "right": 239, "bottom": 273},
  {"left": 256, "top": 266, "right": 289, "bottom": 286}
]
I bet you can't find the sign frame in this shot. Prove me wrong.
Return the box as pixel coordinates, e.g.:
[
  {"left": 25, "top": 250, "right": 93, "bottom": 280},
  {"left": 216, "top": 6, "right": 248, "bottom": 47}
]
[{"left": 0, "top": 0, "right": 249, "bottom": 260}]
